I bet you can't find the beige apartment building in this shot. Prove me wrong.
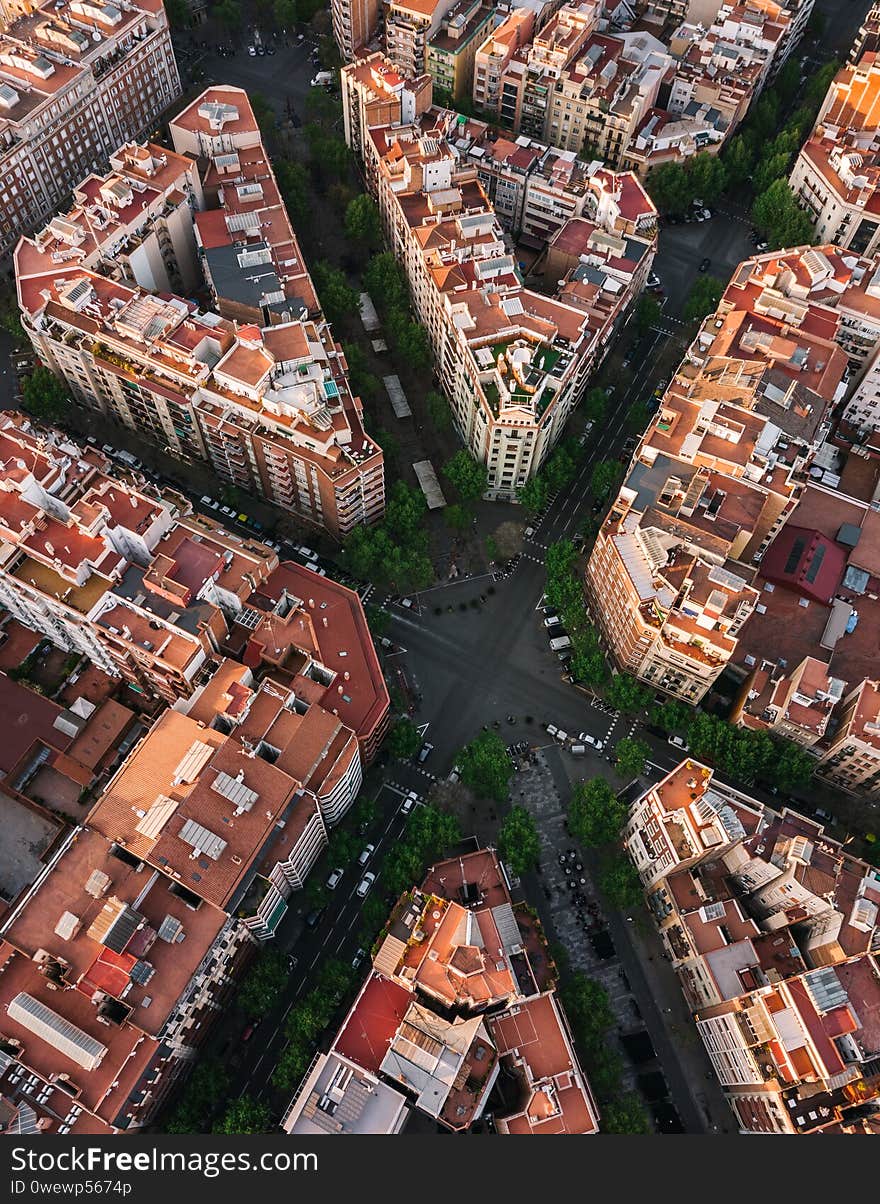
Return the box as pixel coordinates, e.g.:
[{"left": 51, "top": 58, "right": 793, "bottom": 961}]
[
  {"left": 815, "top": 679, "right": 880, "bottom": 797},
  {"left": 385, "top": 0, "right": 459, "bottom": 79},
  {"left": 15, "top": 89, "right": 385, "bottom": 540},
  {"left": 472, "top": 6, "right": 535, "bottom": 118},
  {"left": 332, "top": 0, "right": 381, "bottom": 61},
  {"left": 623, "top": 760, "right": 880, "bottom": 1134},
  {"left": 0, "top": 0, "right": 180, "bottom": 262},
  {"left": 790, "top": 55, "right": 880, "bottom": 258}
]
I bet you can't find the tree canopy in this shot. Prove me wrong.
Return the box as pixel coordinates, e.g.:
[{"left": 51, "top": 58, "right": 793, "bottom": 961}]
[
  {"left": 344, "top": 194, "right": 383, "bottom": 252},
  {"left": 21, "top": 366, "right": 69, "bottom": 422},
  {"left": 442, "top": 450, "right": 487, "bottom": 502},
  {"left": 568, "top": 778, "right": 627, "bottom": 847},
  {"left": 683, "top": 275, "right": 724, "bottom": 323},
  {"left": 498, "top": 805, "right": 541, "bottom": 876},
  {"left": 387, "top": 717, "right": 422, "bottom": 760},
  {"left": 213, "top": 1096, "right": 271, "bottom": 1135},
  {"left": 457, "top": 730, "right": 514, "bottom": 803},
  {"left": 614, "top": 736, "right": 651, "bottom": 780},
  {"left": 752, "top": 179, "right": 815, "bottom": 250}
]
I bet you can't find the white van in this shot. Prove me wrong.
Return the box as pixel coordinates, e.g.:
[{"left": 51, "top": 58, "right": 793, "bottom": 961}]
[
  {"left": 570, "top": 744, "right": 587, "bottom": 756},
  {"left": 549, "top": 635, "right": 572, "bottom": 651}
]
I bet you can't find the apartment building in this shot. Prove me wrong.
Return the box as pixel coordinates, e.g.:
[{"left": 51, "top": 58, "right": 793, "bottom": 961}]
[
  {"left": 385, "top": 0, "right": 460, "bottom": 79},
  {"left": 16, "top": 89, "right": 385, "bottom": 539},
  {"left": 331, "top": 0, "right": 381, "bottom": 61},
  {"left": 283, "top": 848, "right": 599, "bottom": 1135},
  {"left": 548, "top": 30, "right": 675, "bottom": 163},
  {"left": 850, "top": 3, "right": 880, "bottom": 64},
  {"left": 623, "top": 760, "right": 880, "bottom": 1134},
  {"left": 0, "top": 413, "right": 390, "bottom": 763},
  {"left": 584, "top": 244, "right": 866, "bottom": 702},
  {"left": 837, "top": 341, "right": 880, "bottom": 457},
  {"left": 790, "top": 55, "right": 880, "bottom": 258},
  {"left": 731, "top": 654, "right": 844, "bottom": 745},
  {"left": 342, "top": 56, "right": 656, "bottom": 494},
  {"left": 815, "top": 679, "right": 880, "bottom": 796},
  {"left": 475, "top": 1, "right": 599, "bottom": 139},
  {"left": 426, "top": 0, "right": 494, "bottom": 102},
  {"left": 0, "top": 0, "right": 180, "bottom": 262},
  {"left": 472, "top": 6, "right": 536, "bottom": 119}
]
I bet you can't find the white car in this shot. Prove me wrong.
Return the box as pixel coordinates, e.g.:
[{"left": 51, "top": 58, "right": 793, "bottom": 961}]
[
  {"left": 543, "top": 615, "right": 560, "bottom": 628},
  {"left": 546, "top": 723, "right": 559, "bottom": 739},
  {"left": 401, "top": 791, "right": 418, "bottom": 815},
  {"left": 247, "top": 45, "right": 256, "bottom": 55},
  {"left": 326, "top": 867, "right": 344, "bottom": 890},
  {"left": 647, "top": 273, "right": 661, "bottom": 289},
  {"left": 555, "top": 729, "right": 568, "bottom": 744},
  {"left": 578, "top": 732, "right": 605, "bottom": 752},
  {"left": 357, "top": 843, "right": 375, "bottom": 867},
  {"left": 357, "top": 871, "right": 375, "bottom": 898},
  {"left": 668, "top": 734, "right": 689, "bottom": 752}
]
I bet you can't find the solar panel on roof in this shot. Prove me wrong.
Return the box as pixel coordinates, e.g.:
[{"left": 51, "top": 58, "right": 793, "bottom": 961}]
[
  {"left": 130, "top": 961, "right": 155, "bottom": 987},
  {"left": 211, "top": 770, "right": 258, "bottom": 812},
  {"left": 173, "top": 740, "right": 214, "bottom": 785},
  {"left": 102, "top": 904, "right": 141, "bottom": 954},
  {"left": 8, "top": 994, "right": 107, "bottom": 1071},
  {"left": 178, "top": 818, "right": 227, "bottom": 861}
]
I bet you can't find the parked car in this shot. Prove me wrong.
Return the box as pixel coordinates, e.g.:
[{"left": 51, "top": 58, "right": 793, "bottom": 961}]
[
  {"left": 699, "top": 257, "right": 711, "bottom": 273},
  {"left": 668, "top": 734, "right": 689, "bottom": 752},
  {"left": 247, "top": 45, "right": 256, "bottom": 55},
  {"left": 401, "top": 790, "right": 419, "bottom": 814},
  {"left": 417, "top": 741, "right": 433, "bottom": 763},
  {"left": 554, "top": 729, "right": 568, "bottom": 744},
  {"left": 578, "top": 732, "right": 605, "bottom": 752},
  {"left": 543, "top": 615, "right": 561, "bottom": 628},
  {"left": 326, "top": 867, "right": 344, "bottom": 890},
  {"left": 756, "top": 241, "right": 768, "bottom": 252},
  {"left": 357, "top": 844, "right": 375, "bottom": 867},
  {"left": 356, "top": 871, "right": 376, "bottom": 898},
  {"left": 351, "top": 948, "right": 366, "bottom": 970},
  {"left": 241, "top": 1023, "right": 256, "bottom": 1041},
  {"left": 305, "top": 907, "right": 324, "bottom": 928},
  {"left": 647, "top": 272, "right": 661, "bottom": 289},
  {"left": 546, "top": 723, "right": 559, "bottom": 739}
]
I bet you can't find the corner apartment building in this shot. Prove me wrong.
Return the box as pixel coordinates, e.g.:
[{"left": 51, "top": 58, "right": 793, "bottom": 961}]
[
  {"left": 342, "top": 54, "right": 657, "bottom": 495},
  {"left": 585, "top": 245, "right": 871, "bottom": 704},
  {"left": 426, "top": 0, "right": 494, "bottom": 102},
  {"left": 0, "top": 0, "right": 180, "bottom": 262},
  {"left": 16, "top": 89, "right": 385, "bottom": 540},
  {"left": 624, "top": 759, "right": 880, "bottom": 1134},
  {"left": 332, "top": 0, "right": 381, "bottom": 61},
  {"left": 283, "top": 848, "right": 599, "bottom": 1135},
  {"left": 815, "top": 679, "right": 880, "bottom": 796},
  {"left": 790, "top": 54, "right": 880, "bottom": 258}
]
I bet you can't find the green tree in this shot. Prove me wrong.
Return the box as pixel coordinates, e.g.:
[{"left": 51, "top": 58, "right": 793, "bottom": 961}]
[
  {"left": 249, "top": 92, "right": 277, "bottom": 142},
  {"left": 274, "top": 159, "right": 310, "bottom": 227},
  {"left": 237, "top": 948, "right": 289, "bottom": 1020},
  {"left": 163, "top": 0, "right": 189, "bottom": 28},
  {"left": 752, "top": 179, "right": 815, "bottom": 249},
  {"left": 626, "top": 400, "right": 649, "bottom": 436},
  {"left": 753, "top": 150, "right": 793, "bottom": 196},
  {"left": 498, "top": 805, "right": 541, "bottom": 876},
  {"left": 770, "top": 739, "right": 815, "bottom": 793},
  {"left": 387, "top": 717, "right": 422, "bottom": 760},
  {"left": 273, "top": 0, "right": 297, "bottom": 28},
  {"left": 590, "top": 459, "right": 620, "bottom": 500},
  {"left": 163, "top": 1057, "right": 229, "bottom": 1133},
  {"left": 426, "top": 389, "right": 452, "bottom": 431},
  {"left": 723, "top": 134, "right": 756, "bottom": 189},
  {"left": 365, "top": 604, "right": 390, "bottom": 640},
  {"left": 687, "top": 151, "right": 727, "bottom": 204},
  {"left": 444, "top": 502, "right": 471, "bottom": 531},
  {"left": 634, "top": 293, "right": 661, "bottom": 338},
  {"left": 21, "top": 366, "right": 69, "bottom": 422},
  {"left": 569, "top": 778, "right": 626, "bottom": 847},
  {"left": 517, "top": 474, "right": 549, "bottom": 514},
  {"left": 343, "top": 341, "right": 380, "bottom": 401},
  {"left": 214, "top": 0, "right": 242, "bottom": 34},
  {"left": 560, "top": 972, "right": 615, "bottom": 1049},
  {"left": 442, "top": 450, "right": 487, "bottom": 502},
  {"left": 213, "top": 1096, "right": 271, "bottom": 1135},
  {"left": 645, "top": 161, "right": 691, "bottom": 215},
  {"left": 583, "top": 386, "right": 608, "bottom": 424},
  {"left": 544, "top": 443, "right": 579, "bottom": 492},
  {"left": 385, "top": 480, "right": 427, "bottom": 539},
  {"left": 598, "top": 853, "right": 643, "bottom": 910},
  {"left": 352, "top": 794, "right": 378, "bottom": 832},
  {"left": 359, "top": 892, "right": 390, "bottom": 943},
  {"left": 649, "top": 698, "right": 693, "bottom": 735},
  {"left": 485, "top": 534, "right": 498, "bottom": 561},
  {"left": 344, "top": 194, "right": 382, "bottom": 252},
  {"left": 313, "top": 261, "right": 357, "bottom": 325},
  {"left": 457, "top": 730, "right": 514, "bottom": 802},
  {"left": 363, "top": 252, "right": 409, "bottom": 312},
  {"left": 683, "top": 275, "right": 724, "bottom": 322},
  {"left": 305, "top": 125, "right": 350, "bottom": 180},
  {"left": 606, "top": 673, "right": 652, "bottom": 715},
  {"left": 614, "top": 736, "right": 651, "bottom": 780},
  {"left": 601, "top": 1093, "right": 651, "bottom": 1135}
]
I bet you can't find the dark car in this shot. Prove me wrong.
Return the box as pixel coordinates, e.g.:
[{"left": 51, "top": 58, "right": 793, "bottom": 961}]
[
  {"left": 417, "top": 741, "right": 434, "bottom": 763},
  {"left": 699, "top": 257, "right": 711, "bottom": 273},
  {"left": 305, "top": 907, "right": 325, "bottom": 929}
]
